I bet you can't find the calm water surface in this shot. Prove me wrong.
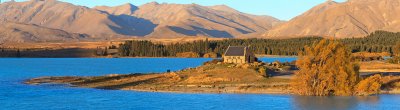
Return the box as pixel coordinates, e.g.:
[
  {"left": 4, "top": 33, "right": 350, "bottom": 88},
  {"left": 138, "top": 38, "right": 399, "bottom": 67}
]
[{"left": 1, "top": 58, "right": 400, "bottom": 110}]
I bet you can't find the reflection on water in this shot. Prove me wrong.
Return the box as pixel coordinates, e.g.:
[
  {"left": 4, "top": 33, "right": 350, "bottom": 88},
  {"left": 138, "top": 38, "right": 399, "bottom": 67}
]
[
  {"left": 293, "top": 95, "right": 380, "bottom": 110},
  {"left": 356, "top": 96, "right": 380, "bottom": 104}
]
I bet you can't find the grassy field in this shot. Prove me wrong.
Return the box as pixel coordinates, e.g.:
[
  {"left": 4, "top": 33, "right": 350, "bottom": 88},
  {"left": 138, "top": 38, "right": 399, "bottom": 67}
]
[{"left": 359, "top": 61, "right": 400, "bottom": 72}]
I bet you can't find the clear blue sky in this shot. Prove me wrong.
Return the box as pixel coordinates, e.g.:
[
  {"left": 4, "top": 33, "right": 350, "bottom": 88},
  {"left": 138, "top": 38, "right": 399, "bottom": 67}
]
[{"left": 11, "top": 0, "right": 346, "bottom": 20}]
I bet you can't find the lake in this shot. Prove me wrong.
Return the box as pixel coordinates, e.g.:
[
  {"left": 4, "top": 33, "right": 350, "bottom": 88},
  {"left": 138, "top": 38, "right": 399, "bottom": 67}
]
[{"left": 1, "top": 58, "right": 400, "bottom": 110}]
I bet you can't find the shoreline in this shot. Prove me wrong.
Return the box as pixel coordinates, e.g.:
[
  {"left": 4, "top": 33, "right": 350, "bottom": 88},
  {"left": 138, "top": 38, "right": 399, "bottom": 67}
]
[
  {"left": 26, "top": 80, "right": 292, "bottom": 95},
  {"left": 24, "top": 75, "right": 400, "bottom": 95},
  {"left": 24, "top": 62, "right": 294, "bottom": 95},
  {"left": 128, "top": 89, "right": 290, "bottom": 95},
  {"left": 94, "top": 56, "right": 295, "bottom": 58},
  {"left": 1, "top": 56, "right": 296, "bottom": 58},
  {"left": 23, "top": 61, "right": 400, "bottom": 95}
]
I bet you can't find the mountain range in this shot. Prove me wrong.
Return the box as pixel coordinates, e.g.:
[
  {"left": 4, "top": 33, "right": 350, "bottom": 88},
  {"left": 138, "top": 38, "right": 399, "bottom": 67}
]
[
  {"left": 1, "top": 0, "right": 400, "bottom": 43},
  {"left": 0, "top": 0, "right": 280, "bottom": 43},
  {"left": 265, "top": 0, "right": 400, "bottom": 38},
  {"left": 94, "top": 2, "right": 281, "bottom": 38}
]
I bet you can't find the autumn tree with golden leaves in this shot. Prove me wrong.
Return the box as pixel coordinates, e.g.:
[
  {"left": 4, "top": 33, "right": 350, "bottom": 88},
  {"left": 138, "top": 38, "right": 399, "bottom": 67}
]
[
  {"left": 292, "top": 39, "right": 360, "bottom": 96},
  {"left": 355, "top": 74, "right": 382, "bottom": 96}
]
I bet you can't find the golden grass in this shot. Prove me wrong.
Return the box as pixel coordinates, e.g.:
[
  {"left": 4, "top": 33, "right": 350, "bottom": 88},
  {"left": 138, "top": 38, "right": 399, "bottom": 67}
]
[{"left": 359, "top": 61, "right": 400, "bottom": 72}]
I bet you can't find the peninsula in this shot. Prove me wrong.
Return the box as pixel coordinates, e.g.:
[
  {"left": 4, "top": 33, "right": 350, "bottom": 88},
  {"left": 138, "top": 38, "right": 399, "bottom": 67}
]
[
  {"left": 24, "top": 59, "right": 400, "bottom": 94},
  {"left": 25, "top": 61, "right": 292, "bottom": 94}
]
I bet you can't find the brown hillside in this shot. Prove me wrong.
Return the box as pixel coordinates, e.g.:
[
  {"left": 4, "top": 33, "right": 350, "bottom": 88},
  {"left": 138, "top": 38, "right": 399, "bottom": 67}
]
[
  {"left": 0, "top": 22, "right": 88, "bottom": 43},
  {"left": 96, "top": 2, "right": 281, "bottom": 38},
  {"left": 0, "top": 0, "right": 281, "bottom": 42},
  {"left": 265, "top": 0, "right": 400, "bottom": 38},
  {"left": 0, "top": 0, "right": 155, "bottom": 38}
]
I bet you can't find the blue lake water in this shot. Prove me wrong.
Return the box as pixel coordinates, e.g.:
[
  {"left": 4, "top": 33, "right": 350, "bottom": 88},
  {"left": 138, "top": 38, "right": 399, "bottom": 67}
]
[{"left": 1, "top": 58, "right": 400, "bottom": 110}]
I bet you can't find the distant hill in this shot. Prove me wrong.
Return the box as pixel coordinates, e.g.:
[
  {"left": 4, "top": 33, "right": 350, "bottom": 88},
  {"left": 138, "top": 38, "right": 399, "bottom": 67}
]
[
  {"left": 0, "top": 0, "right": 155, "bottom": 38},
  {"left": 265, "top": 0, "right": 400, "bottom": 38},
  {"left": 0, "top": 22, "right": 88, "bottom": 43}
]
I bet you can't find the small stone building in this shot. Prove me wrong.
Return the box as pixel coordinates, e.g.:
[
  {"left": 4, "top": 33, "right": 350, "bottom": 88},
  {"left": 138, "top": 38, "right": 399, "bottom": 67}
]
[{"left": 223, "top": 46, "right": 256, "bottom": 64}]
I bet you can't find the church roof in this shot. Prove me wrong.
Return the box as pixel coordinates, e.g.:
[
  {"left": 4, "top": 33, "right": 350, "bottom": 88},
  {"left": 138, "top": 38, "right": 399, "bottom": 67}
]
[{"left": 224, "top": 46, "right": 246, "bottom": 56}]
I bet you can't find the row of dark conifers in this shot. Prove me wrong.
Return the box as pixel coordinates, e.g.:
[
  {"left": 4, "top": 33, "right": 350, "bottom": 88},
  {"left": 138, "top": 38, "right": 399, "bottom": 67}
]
[{"left": 0, "top": 48, "right": 96, "bottom": 58}]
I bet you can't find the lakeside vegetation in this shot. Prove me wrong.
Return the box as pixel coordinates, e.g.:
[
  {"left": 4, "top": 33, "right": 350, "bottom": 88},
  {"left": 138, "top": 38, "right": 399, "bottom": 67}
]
[
  {"left": 2, "top": 31, "right": 399, "bottom": 58},
  {"left": 292, "top": 40, "right": 360, "bottom": 96},
  {"left": 0, "top": 48, "right": 97, "bottom": 58},
  {"left": 291, "top": 39, "right": 399, "bottom": 96},
  {"left": 118, "top": 37, "right": 321, "bottom": 57},
  {"left": 118, "top": 31, "right": 400, "bottom": 57},
  {"left": 292, "top": 39, "right": 383, "bottom": 96}
]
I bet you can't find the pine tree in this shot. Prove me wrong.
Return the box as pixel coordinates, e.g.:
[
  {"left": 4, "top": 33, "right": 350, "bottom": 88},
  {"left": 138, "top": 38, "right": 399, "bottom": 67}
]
[
  {"left": 116, "top": 31, "right": 400, "bottom": 57},
  {"left": 393, "top": 41, "right": 400, "bottom": 57},
  {"left": 392, "top": 41, "right": 400, "bottom": 64},
  {"left": 16, "top": 49, "right": 21, "bottom": 57}
]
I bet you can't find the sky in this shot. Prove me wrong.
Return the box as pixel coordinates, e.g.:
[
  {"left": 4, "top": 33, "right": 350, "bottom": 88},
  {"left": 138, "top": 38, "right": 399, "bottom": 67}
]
[{"left": 9, "top": 0, "right": 347, "bottom": 20}]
